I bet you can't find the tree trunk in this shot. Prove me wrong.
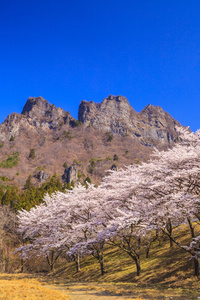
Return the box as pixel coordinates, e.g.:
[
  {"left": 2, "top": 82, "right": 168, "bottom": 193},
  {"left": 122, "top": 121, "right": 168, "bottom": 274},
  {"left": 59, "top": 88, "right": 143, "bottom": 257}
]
[
  {"left": 75, "top": 254, "right": 81, "bottom": 272},
  {"left": 128, "top": 253, "right": 141, "bottom": 276},
  {"left": 20, "top": 257, "right": 24, "bottom": 273},
  {"left": 46, "top": 250, "right": 61, "bottom": 272},
  {"left": 166, "top": 218, "right": 173, "bottom": 247},
  {"left": 187, "top": 217, "right": 195, "bottom": 238},
  {"left": 194, "top": 258, "right": 199, "bottom": 277},
  {"left": 99, "top": 256, "right": 105, "bottom": 275},
  {"left": 146, "top": 246, "right": 150, "bottom": 258},
  {"left": 135, "top": 257, "right": 141, "bottom": 276}
]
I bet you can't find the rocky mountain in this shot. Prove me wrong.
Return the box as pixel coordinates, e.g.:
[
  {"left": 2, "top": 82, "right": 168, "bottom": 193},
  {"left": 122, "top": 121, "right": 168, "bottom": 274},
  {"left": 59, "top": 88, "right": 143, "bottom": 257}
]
[
  {"left": 0, "top": 95, "right": 183, "bottom": 189},
  {"left": 79, "top": 95, "right": 180, "bottom": 146}
]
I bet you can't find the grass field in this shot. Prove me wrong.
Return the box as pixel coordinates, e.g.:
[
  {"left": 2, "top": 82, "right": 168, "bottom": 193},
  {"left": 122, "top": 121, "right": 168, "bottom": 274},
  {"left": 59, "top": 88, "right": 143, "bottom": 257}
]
[
  {"left": 49, "top": 228, "right": 196, "bottom": 285},
  {"left": 1, "top": 226, "right": 200, "bottom": 299},
  {"left": 0, "top": 274, "right": 70, "bottom": 300},
  {"left": 0, "top": 274, "right": 199, "bottom": 300},
  {"left": 44, "top": 226, "right": 200, "bottom": 299}
]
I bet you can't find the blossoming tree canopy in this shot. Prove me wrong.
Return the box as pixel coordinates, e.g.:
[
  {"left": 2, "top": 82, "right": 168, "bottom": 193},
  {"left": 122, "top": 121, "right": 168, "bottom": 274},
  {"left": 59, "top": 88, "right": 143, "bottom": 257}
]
[{"left": 17, "top": 127, "right": 200, "bottom": 276}]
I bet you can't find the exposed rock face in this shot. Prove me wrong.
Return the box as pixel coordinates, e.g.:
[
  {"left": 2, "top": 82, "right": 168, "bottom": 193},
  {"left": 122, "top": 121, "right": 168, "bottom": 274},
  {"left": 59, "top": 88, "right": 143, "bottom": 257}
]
[
  {"left": 79, "top": 95, "right": 137, "bottom": 136},
  {"left": 63, "top": 165, "right": 78, "bottom": 185},
  {"left": 21, "top": 96, "right": 74, "bottom": 130},
  {"left": 110, "top": 164, "right": 118, "bottom": 171},
  {"left": 79, "top": 95, "right": 181, "bottom": 145},
  {"left": 36, "top": 170, "right": 49, "bottom": 183},
  {"left": 0, "top": 112, "right": 33, "bottom": 142},
  {"left": 0, "top": 97, "right": 75, "bottom": 142},
  {"left": 138, "top": 104, "right": 178, "bottom": 145}
]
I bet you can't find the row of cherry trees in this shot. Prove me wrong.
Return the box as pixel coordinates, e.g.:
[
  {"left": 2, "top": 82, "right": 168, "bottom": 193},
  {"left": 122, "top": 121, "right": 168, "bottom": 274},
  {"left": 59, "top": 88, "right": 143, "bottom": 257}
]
[{"left": 16, "top": 128, "right": 200, "bottom": 277}]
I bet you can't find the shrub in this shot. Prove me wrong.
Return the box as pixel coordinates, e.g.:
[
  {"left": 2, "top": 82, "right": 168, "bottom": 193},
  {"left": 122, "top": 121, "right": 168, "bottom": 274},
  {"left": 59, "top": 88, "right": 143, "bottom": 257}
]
[
  {"left": 84, "top": 177, "right": 91, "bottom": 184},
  {"left": 0, "top": 152, "right": 19, "bottom": 168},
  {"left": 73, "top": 159, "right": 82, "bottom": 165},
  {"left": 71, "top": 180, "right": 75, "bottom": 188},
  {"left": 0, "top": 176, "right": 10, "bottom": 181},
  {"left": 110, "top": 163, "right": 118, "bottom": 170},
  {"left": 105, "top": 132, "right": 113, "bottom": 142},
  {"left": 88, "top": 166, "right": 94, "bottom": 174},
  {"left": 29, "top": 149, "right": 36, "bottom": 159},
  {"left": 63, "top": 162, "right": 68, "bottom": 169},
  {"left": 89, "top": 158, "right": 96, "bottom": 168},
  {"left": 9, "top": 135, "right": 14, "bottom": 142},
  {"left": 106, "top": 156, "right": 112, "bottom": 161},
  {"left": 0, "top": 143, "right": 4, "bottom": 148},
  {"left": 77, "top": 170, "right": 82, "bottom": 180},
  {"left": 35, "top": 166, "right": 46, "bottom": 171},
  {"left": 113, "top": 154, "right": 119, "bottom": 161},
  {"left": 71, "top": 120, "right": 82, "bottom": 127},
  {"left": 63, "top": 131, "right": 73, "bottom": 139}
]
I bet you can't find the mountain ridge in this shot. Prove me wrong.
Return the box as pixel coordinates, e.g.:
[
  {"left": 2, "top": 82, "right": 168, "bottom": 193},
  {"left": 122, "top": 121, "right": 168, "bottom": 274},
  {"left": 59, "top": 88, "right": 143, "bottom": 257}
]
[{"left": 0, "top": 95, "right": 184, "bottom": 189}]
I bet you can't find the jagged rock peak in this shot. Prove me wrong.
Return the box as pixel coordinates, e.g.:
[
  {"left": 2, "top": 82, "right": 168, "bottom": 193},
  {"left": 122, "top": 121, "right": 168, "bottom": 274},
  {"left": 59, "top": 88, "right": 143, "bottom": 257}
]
[
  {"left": 21, "top": 96, "right": 66, "bottom": 118},
  {"left": 106, "top": 94, "right": 129, "bottom": 103},
  {"left": 140, "top": 104, "right": 165, "bottom": 115},
  {"left": 78, "top": 94, "right": 182, "bottom": 145},
  {"left": 21, "top": 96, "right": 74, "bottom": 130},
  {"left": 22, "top": 96, "right": 49, "bottom": 115},
  {"left": 78, "top": 94, "right": 136, "bottom": 125}
]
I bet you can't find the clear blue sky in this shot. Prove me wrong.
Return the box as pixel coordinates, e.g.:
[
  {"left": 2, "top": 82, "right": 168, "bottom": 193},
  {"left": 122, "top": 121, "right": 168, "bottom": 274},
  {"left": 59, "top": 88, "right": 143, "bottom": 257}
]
[{"left": 0, "top": 0, "right": 200, "bottom": 132}]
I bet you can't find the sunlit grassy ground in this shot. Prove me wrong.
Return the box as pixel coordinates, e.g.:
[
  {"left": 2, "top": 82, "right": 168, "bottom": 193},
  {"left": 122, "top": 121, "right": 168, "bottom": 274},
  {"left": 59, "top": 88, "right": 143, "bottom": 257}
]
[
  {"left": 0, "top": 274, "right": 197, "bottom": 300},
  {"left": 0, "top": 274, "right": 70, "bottom": 300},
  {"left": 0, "top": 273, "right": 199, "bottom": 300},
  {"left": 2, "top": 226, "right": 200, "bottom": 299},
  {"left": 51, "top": 233, "right": 194, "bottom": 285},
  {"left": 44, "top": 225, "right": 200, "bottom": 299}
]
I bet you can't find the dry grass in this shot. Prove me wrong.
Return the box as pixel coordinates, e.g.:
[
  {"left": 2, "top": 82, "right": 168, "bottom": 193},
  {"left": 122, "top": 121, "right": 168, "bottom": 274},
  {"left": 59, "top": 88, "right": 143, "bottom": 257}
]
[{"left": 0, "top": 274, "right": 70, "bottom": 300}]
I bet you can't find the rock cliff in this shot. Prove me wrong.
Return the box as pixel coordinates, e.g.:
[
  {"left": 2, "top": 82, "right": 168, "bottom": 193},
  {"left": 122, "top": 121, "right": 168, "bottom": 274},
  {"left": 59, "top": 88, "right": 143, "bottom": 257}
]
[
  {"left": 78, "top": 95, "right": 180, "bottom": 146},
  {"left": 21, "top": 96, "right": 75, "bottom": 130},
  {"left": 0, "top": 97, "right": 76, "bottom": 142}
]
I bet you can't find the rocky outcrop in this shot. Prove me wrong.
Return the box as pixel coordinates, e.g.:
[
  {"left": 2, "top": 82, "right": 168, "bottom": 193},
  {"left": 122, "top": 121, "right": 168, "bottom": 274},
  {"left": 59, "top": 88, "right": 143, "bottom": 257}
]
[
  {"left": 0, "top": 97, "right": 77, "bottom": 142},
  {"left": 36, "top": 170, "right": 49, "bottom": 183},
  {"left": 21, "top": 96, "right": 74, "bottom": 130},
  {"left": 63, "top": 165, "right": 78, "bottom": 185},
  {"left": 78, "top": 95, "right": 181, "bottom": 146},
  {"left": 0, "top": 113, "right": 32, "bottom": 142},
  {"left": 79, "top": 95, "right": 137, "bottom": 136}
]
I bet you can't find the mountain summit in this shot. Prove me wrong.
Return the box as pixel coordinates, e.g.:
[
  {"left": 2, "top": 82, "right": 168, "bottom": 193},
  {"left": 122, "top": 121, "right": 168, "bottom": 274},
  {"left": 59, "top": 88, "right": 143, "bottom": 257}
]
[{"left": 78, "top": 94, "right": 180, "bottom": 145}]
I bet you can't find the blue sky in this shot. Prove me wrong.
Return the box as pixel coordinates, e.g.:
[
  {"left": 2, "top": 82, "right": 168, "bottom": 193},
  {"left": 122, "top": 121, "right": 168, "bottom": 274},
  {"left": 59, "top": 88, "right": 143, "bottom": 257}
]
[{"left": 0, "top": 0, "right": 200, "bottom": 132}]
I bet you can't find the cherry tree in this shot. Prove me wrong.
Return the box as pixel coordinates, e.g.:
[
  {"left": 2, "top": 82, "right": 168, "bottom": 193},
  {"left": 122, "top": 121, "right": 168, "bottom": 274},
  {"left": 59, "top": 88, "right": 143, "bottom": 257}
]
[
  {"left": 93, "top": 127, "right": 200, "bottom": 276},
  {"left": 16, "top": 193, "right": 66, "bottom": 271},
  {"left": 17, "top": 184, "right": 108, "bottom": 274}
]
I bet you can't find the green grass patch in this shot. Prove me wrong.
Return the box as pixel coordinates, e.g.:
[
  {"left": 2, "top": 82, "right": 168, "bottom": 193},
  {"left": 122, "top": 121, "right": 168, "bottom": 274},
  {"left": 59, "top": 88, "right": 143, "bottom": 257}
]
[
  {"left": 0, "top": 152, "right": 19, "bottom": 168},
  {"left": 35, "top": 166, "right": 46, "bottom": 171},
  {"left": 0, "top": 184, "right": 14, "bottom": 190},
  {"left": 0, "top": 176, "right": 10, "bottom": 181}
]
